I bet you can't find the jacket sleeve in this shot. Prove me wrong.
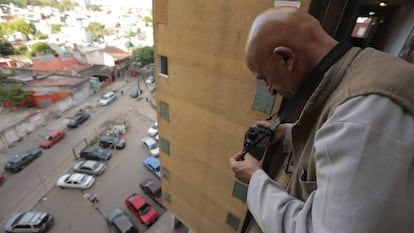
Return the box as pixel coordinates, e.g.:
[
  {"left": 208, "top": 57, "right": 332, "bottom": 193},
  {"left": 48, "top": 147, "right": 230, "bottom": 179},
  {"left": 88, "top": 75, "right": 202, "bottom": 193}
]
[{"left": 247, "top": 95, "right": 414, "bottom": 233}]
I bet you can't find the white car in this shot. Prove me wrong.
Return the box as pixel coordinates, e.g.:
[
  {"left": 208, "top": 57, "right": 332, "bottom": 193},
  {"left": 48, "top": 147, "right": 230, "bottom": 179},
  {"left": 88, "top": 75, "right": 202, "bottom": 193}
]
[
  {"left": 56, "top": 173, "right": 95, "bottom": 189},
  {"left": 145, "top": 75, "right": 154, "bottom": 84},
  {"left": 147, "top": 122, "right": 158, "bottom": 137},
  {"left": 141, "top": 137, "right": 159, "bottom": 157},
  {"left": 72, "top": 160, "right": 106, "bottom": 176},
  {"left": 98, "top": 92, "right": 117, "bottom": 106}
]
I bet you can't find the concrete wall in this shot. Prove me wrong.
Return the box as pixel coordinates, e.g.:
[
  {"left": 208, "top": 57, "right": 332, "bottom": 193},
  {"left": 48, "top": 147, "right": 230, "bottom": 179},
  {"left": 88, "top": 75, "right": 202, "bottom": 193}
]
[
  {"left": 0, "top": 95, "right": 76, "bottom": 150},
  {"left": 153, "top": 0, "right": 309, "bottom": 232}
]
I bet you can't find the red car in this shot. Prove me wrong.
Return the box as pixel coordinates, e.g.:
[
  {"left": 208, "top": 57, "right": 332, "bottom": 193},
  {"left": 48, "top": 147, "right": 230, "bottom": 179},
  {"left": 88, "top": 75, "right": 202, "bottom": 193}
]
[
  {"left": 125, "top": 193, "right": 158, "bottom": 226},
  {"left": 40, "top": 130, "right": 65, "bottom": 148},
  {"left": 0, "top": 174, "right": 4, "bottom": 185}
]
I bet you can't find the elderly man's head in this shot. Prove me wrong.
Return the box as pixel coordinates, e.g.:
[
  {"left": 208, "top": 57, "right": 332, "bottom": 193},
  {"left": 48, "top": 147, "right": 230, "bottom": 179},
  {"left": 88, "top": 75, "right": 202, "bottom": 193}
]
[{"left": 245, "top": 7, "right": 337, "bottom": 97}]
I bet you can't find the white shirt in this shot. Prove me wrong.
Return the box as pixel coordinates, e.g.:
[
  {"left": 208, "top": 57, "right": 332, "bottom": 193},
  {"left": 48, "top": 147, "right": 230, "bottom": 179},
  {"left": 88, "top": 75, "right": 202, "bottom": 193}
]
[{"left": 247, "top": 94, "right": 414, "bottom": 233}]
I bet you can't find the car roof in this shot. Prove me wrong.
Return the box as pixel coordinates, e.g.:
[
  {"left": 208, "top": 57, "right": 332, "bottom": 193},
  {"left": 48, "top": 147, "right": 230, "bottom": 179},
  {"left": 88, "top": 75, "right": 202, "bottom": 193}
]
[
  {"left": 82, "top": 146, "right": 101, "bottom": 153},
  {"left": 67, "top": 173, "right": 87, "bottom": 182},
  {"left": 18, "top": 211, "right": 47, "bottom": 225},
  {"left": 100, "top": 135, "right": 118, "bottom": 141},
  {"left": 143, "top": 157, "right": 160, "bottom": 167},
  {"left": 81, "top": 160, "right": 98, "bottom": 168},
  {"left": 142, "top": 137, "right": 157, "bottom": 145},
  {"left": 127, "top": 193, "right": 146, "bottom": 209},
  {"left": 141, "top": 179, "right": 160, "bottom": 192}
]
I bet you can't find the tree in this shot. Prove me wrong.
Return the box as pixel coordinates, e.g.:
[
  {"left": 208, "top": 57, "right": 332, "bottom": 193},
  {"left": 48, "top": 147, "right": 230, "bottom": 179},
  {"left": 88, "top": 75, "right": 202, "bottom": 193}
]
[
  {"left": 132, "top": 46, "right": 153, "bottom": 67},
  {"left": 31, "top": 42, "right": 55, "bottom": 56},
  {"left": 0, "top": 39, "right": 14, "bottom": 56},
  {"left": 51, "top": 24, "right": 62, "bottom": 33},
  {"left": 88, "top": 5, "right": 102, "bottom": 11},
  {"left": 0, "top": 19, "right": 36, "bottom": 39},
  {"left": 0, "top": 83, "right": 32, "bottom": 107},
  {"left": 143, "top": 16, "right": 152, "bottom": 26},
  {"left": 87, "top": 22, "right": 105, "bottom": 42}
]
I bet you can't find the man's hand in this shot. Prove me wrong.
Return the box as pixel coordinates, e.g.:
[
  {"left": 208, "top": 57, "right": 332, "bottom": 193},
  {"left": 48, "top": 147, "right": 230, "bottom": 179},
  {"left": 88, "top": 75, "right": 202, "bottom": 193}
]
[
  {"left": 255, "top": 121, "right": 287, "bottom": 144},
  {"left": 230, "top": 152, "right": 261, "bottom": 184}
]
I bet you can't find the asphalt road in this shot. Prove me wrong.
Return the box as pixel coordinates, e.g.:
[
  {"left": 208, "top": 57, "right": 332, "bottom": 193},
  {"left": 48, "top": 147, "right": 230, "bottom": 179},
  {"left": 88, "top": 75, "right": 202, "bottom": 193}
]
[{"left": 0, "top": 79, "right": 164, "bottom": 232}]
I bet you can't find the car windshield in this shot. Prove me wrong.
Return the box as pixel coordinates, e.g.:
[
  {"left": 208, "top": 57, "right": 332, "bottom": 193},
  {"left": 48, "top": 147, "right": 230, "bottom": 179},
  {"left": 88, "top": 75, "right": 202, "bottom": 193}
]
[
  {"left": 138, "top": 204, "right": 151, "bottom": 215},
  {"left": 80, "top": 175, "right": 87, "bottom": 183},
  {"left": 45, "top": 136, "right": 52, "bottom": 140},
  {"left": 69, "top": 119, "right": 77, "bottom": 124},
  {"left": 154, "top": 189, "right": 161, "bottom": 198},
  {"left": 101, "top": 95, "right": 109, "bottom": 100},
  {"left": 151, "top": 124, "right": 158, "bottom": 130},
  {"left": 149, "top": 144, "right": 158, "bottom": 150},
  {"left": 92, "top": 163, "right": 100, "bottom": 169}
]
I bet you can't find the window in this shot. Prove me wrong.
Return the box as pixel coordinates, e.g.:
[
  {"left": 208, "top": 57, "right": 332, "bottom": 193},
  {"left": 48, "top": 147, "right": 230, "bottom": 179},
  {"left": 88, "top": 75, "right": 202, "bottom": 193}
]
[
  {"left": 160, "top": 137, "right": 170, "bottom": 155},
  {"left": 252, "top": 80, "right": 275, "bottom": 114},
  {"left": 225, "top": 212, "right": 240, "bottom": 231},
  {"left": 159, "top": 101, "right": 169, "bottom": 121},
  {"left": 158, "top": 55, "right": 168, "bottom": 76},
  {"left": 154, "top": 0, "right": 168, "bottom": 24},
  {"left": 161, "top": 166, "right": 170, "bottom": 181},
  {"left": 232, "top": 181, "right": 247, "bottom": 202},
  {"left": 163, "top": 191, "right": 171, "bottom": 203}
]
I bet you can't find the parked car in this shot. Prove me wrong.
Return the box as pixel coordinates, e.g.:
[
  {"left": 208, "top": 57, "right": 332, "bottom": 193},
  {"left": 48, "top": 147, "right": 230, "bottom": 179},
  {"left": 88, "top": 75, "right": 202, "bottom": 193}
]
[
  {"left": 142, "top": 157, "right": 160, "bottom": 179},
  {"left": 129, "top": 88, "right": 142, "bottom": 98},
  {"left": 141, "top": 137, "right": 159, "bottom": 157},
  {"left": 56, "top": 173, "right": 95, "bottom": 189},
  {"left": 147, "top": 122, "right": 158, "bottom": 137},
  {"left": 99, "top": 135, "right": 126, "bottom": 149},
  {"left": 140, "top": 178, "right": 163, "bottom": 207},
  {"left": 0, "top": 174, "right": 4, "bottom": 185},
  {"left": 79, "top": 146, "right": 112, "bottom": 161},
  {"left": 106, "top": 208, "right": 138, "bottom": 233},
  {"left": 125, "top": 193, "right": 158, "bottom": 226},
  {"left": 67, "top": 111, "right": 90, "bottom": 128},
  {"left": 72, "top": 160, "right": 106, "bottom": 176},
  {"left": 39, "top": 130, "right": 65, "bottom": 148},
  {"left": 3, "top": 211, "right": 53, "bottom": 233},
  {"left": 98, "top": 91, "right": 117, "bottom": 106},
  {"left": 4, "top": 148, "right": 42, "bottom": 173},
  {"left": 145, "top": 75, "right": 154, "bottom": 84}
]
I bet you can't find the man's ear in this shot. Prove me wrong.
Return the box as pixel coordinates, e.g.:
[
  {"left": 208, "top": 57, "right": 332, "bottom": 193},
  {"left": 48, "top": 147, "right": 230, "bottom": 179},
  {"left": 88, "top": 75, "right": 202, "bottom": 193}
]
[{"left": 273, "top": 46, "right": 295, "bottom": 71}]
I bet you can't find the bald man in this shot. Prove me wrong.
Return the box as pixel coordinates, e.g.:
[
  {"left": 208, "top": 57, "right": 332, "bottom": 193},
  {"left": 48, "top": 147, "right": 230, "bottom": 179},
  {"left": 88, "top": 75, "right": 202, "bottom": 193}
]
[{"left": 230, "top": 7, "right": 414, "bottom": 233}]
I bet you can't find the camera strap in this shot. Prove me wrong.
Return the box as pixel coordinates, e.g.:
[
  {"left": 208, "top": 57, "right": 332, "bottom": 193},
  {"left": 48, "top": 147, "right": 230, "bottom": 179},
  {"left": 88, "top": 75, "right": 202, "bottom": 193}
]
[{"left": 269, "top": 40, "right": 353, "bottom": 130}]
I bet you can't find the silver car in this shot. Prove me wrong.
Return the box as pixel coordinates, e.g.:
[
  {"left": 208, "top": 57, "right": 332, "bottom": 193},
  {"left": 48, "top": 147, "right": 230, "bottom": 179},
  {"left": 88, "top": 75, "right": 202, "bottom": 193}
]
[
  {"left": 72, "top": 160, "right": 106, "bottom": 176},
  {"left": 3, "top": 211, "right": 53, "bottom": 233}
]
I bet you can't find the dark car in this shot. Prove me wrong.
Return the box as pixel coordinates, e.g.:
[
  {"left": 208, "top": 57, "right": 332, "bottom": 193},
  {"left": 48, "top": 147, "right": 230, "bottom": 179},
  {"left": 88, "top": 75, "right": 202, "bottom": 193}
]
[
  {"left": 99, "top": 135, "right": 126, "bottom": 149},
  {"left": 79, "top": 146, "right": 112, "bottom": 161},
  {"left": 139, "top": 178, "right": 163, "bottom": 207},
  {"left": 4, "top": 148, "right": 42, "bottom": 173},
  {"left": 106, "top": 208, "right": 138, "bottom": 233},
  {"left": 3, "top": 211, "right": 53, "bottom": 233},
  {"left": 67, "top": 111, "right": 90, "bottom": 128}
]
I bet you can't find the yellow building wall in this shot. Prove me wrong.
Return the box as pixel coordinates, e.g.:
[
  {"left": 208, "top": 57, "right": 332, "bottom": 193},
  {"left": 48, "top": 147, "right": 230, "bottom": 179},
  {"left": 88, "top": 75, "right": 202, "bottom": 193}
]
[{"left": 153, "top": 1, "right": 310, "bottom": 232}]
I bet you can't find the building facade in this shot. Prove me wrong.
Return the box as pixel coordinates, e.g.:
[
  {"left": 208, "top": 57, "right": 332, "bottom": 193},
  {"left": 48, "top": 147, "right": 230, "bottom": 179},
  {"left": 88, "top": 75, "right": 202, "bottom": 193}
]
[{"left": 152, "top": 0, "right": 414, "bottom": 233}]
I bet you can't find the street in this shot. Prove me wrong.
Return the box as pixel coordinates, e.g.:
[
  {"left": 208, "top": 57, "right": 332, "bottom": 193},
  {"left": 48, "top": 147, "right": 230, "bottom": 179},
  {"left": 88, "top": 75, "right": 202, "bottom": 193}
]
[{"left": 0, "top": 79, "right": 167, "bottom": 232}]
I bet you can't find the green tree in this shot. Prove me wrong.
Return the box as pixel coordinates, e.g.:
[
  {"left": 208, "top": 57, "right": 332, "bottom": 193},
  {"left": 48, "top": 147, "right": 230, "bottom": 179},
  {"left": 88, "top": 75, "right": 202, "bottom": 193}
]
[
  {"left": 87, "top": 22, "right": 105, "bottom": 41},
  {"left": 31, "top": 42, "right": 55, "bottom": 56},
  {"left": 0, "top": 39, "right": 14, "bottom": 56},
  {"left": 132, "top": 46, "right": 153, "bottom": 67},
  {"left": 16, "top": 44, "right": 28, "bottom": 55},
  {"left": 51, "top": 24, "right": 61, "bottom": 33},
  {"left": 0, "top": 19, "right": 36, "bottom": 39},
  {"left": 88, "top": 4, "right": 102, "bottom": 11},
  {"left": 143, "top": 16, "right": 152, "bottom": 26},
  {"left": 0, "top": 83, "right": 32, "bottom": 106}
]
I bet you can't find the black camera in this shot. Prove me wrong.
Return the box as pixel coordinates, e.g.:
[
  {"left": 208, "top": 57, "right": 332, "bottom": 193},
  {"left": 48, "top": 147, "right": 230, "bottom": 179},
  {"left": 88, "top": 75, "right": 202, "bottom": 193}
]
[{"left": 243, "top": 125, "right": 274, "bottom": 161}]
